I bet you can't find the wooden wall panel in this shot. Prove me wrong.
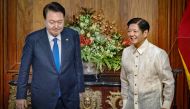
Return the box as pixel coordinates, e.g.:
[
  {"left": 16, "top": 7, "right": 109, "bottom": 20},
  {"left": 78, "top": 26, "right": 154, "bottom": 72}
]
[
  {"left": 4, "top": 1, "right": 17, "bottom": 108},
  {"left": 0, "top": 0, "right": 4, "bottom": 109},
  {"left": 158, "top": 0, "right": 170, "bottom": 51},
  {"left": 2, "top": 0, "right": 189, "bottom": 109},
  {"left": 2, "top": 1, "right": 14, "bottom": 108},
  {"left": 6, "top": 0, "right": 17, "bottom": 72},
  {"left": 17, "top": 0, "right": 33, "bottom": 64},
  {"left": 31, "top": 0, "right": 158, "bottom": 41}
]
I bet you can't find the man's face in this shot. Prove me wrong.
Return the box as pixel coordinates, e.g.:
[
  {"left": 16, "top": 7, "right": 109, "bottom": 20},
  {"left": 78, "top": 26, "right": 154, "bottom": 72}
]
[
  {"left": 127, "top": 24, "right": 147, "bottom": 48},
  {"left": 45, "top": 10, "right": 64, "bottom": 36}
]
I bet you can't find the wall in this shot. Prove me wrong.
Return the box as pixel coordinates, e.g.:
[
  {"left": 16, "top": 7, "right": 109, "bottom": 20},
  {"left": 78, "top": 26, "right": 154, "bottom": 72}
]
[
  {"left": 0, "top": 0, "right": 189, "bottom": 108},
  {"left": 0, "top": 0, "right": 4, "bottom": 109}
]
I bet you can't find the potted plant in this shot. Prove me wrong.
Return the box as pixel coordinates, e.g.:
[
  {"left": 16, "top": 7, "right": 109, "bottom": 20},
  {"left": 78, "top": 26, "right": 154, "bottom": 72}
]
[{"left": 66, "top": 7, "right": 130, "bottom": 75}]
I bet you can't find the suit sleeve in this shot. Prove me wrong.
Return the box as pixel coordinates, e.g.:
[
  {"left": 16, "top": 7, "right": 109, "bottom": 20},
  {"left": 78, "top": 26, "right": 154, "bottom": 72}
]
[
  {"left": 16, "top": 35, "right": 33, "bottom": 99},
  {"left": 74, "top": 31, "right": 85, "bottom": 92}
]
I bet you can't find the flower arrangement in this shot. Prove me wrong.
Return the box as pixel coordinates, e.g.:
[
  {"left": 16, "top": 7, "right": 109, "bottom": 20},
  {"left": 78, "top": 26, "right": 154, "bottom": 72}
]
[{"left": 67, "top": 7, "right": 130, "bottom": 73}]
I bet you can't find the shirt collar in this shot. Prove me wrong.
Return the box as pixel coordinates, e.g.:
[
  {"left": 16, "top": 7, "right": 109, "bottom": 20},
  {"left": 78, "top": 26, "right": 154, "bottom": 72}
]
[
  {"left": 47, "top": 30, "right": 61, "bottom": 42},
  {"left": 132, "top": 39, "right": 149, "bottom": 55}
]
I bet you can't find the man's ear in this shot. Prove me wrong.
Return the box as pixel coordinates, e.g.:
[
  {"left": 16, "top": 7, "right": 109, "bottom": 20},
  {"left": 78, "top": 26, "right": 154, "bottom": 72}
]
[{"left": 143, "top": 30, "right": 148, "bottom": 38}]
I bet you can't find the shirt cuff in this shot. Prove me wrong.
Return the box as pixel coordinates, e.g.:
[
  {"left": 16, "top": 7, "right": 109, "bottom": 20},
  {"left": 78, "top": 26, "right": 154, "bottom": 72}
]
[{"left": 162, "top": 100, "right": 172, "bottom": 109}]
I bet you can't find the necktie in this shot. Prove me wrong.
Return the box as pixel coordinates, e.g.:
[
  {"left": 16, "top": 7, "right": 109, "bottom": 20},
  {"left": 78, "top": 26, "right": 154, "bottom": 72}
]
[
  {"left": 53, "top": 38, "right": 60, "bottom": 72},
  {"left": 53, "top": 38, "right": 61, "bottom": 97}
]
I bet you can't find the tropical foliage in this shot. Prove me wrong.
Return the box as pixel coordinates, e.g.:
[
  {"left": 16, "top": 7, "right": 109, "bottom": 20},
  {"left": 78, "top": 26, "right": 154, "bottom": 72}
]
[{"left": 67, "top": 8, "right": 130, "bottom": 73}]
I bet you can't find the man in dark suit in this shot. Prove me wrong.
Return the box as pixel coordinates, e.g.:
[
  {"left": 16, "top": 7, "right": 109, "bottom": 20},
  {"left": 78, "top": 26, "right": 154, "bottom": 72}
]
[{"left": 16, "top": 2, "right": 84, "bottom": 109}]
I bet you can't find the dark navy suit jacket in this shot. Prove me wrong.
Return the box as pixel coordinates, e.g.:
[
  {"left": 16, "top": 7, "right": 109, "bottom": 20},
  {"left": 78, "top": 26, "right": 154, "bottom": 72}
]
[{"left": 16, "top": 27, "right": 84, "bottom": 109}]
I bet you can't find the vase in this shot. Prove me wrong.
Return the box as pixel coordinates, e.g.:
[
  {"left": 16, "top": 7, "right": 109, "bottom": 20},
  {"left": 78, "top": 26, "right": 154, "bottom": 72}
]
[{"left": 82, "top": 62, "right": 100, "bottom": 80}]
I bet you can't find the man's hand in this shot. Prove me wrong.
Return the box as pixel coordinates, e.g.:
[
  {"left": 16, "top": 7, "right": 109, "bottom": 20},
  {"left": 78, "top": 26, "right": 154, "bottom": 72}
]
[{"left": 16, "top": 99, "right": 27, "bottom": 109}]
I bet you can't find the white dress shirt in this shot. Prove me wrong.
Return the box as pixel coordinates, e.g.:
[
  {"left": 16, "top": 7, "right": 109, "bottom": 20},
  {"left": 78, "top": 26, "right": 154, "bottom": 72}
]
[
  {"left": 47, "top": 31, "right": 62, "bottom": 63},
  {"left": 120, "top": 39, "right": 174, "bottom": 109}
]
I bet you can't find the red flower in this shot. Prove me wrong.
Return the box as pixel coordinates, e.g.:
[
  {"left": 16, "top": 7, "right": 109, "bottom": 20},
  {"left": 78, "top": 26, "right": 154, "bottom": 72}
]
[
  {"left": 80, "top": 34, "right": 93, "bottom": 47},
  {"left": 122, "top": 38, "right": 131, "bottom": 46}
]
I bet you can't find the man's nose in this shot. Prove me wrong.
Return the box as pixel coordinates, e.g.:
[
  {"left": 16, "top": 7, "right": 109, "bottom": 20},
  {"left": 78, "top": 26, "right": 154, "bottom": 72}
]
[
  {"left": 128, "top": 32, "right": 134, "bottom": 36},
  {"left": 54, "top": 22, "right": 59, "bottom": 28}
]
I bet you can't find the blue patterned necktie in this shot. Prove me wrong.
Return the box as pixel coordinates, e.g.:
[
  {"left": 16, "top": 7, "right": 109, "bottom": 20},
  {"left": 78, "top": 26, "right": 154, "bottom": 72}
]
[{"left": 53, "top": 38, "right": 60, "bottom": 72}]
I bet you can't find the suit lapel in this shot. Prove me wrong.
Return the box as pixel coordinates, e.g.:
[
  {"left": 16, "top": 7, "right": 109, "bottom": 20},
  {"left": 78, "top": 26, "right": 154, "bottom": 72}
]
[{"left": 60, "top": 29, "right": 71, "bottom": 73}]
